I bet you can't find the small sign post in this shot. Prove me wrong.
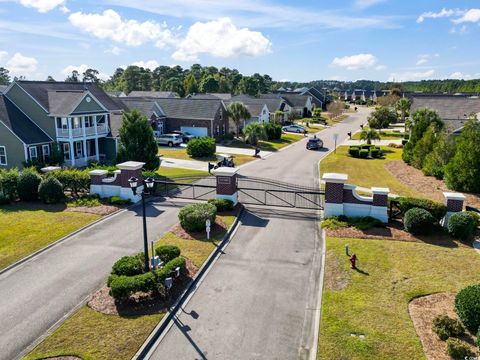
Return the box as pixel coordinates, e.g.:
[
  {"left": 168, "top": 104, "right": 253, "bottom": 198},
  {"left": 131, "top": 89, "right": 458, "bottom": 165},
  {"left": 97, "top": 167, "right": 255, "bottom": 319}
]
[
  {"left": 333, "top": 133, "right": 339, "bottom": 154},
  {"left": 206, "top": 219, "right": 211, "bottom": 240}
]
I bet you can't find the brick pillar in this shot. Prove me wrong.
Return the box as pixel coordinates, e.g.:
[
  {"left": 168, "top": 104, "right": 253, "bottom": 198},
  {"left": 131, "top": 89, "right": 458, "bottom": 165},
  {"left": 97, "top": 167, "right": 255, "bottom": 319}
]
[
  {"left": 371, "top": 187, "right": 390, "bottom": 223},
  {"left": 117, "top": 161, "right": 145, "bottom": 203},
  {"left": 89, "top": 169, "right": 108, "bottom": 198},
  {"left": 322, "top": 173, "right": 347, "bottom": 217},
  {"left": 442, "top": 192, "right": 465, "bottom": 227},
  {"left": 212, "top": 167, "right": 239, "bottom": 205}
]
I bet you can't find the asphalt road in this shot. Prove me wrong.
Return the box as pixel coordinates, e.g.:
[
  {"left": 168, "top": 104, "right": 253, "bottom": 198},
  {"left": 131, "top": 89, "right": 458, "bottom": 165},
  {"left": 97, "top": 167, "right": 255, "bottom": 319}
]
[
  {"left": 0, "top": 200, "right": 185, "bottom": 360},
  {"left": 147, "top": 108, "right": 371, "bottom": 359}
]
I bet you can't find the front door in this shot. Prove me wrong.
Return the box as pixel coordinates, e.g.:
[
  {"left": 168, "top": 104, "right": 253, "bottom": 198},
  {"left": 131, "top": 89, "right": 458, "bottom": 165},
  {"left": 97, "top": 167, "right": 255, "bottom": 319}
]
[
  {"left": 74, "top": 141, "right": 83, "bottom": 158},
  {"left": 63, "top": 143, "right": 70, "bottom": 160}
]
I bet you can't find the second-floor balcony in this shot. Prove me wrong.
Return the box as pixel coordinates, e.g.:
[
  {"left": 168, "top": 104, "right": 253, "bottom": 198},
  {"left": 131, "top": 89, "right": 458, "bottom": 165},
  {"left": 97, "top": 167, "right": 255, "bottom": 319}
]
[{"left": 56, "top": 124, "right": 109, "bottom": 139}]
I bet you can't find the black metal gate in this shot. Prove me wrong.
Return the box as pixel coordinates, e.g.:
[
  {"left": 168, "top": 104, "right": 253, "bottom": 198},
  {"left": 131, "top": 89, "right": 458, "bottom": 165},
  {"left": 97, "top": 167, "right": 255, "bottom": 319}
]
[
  {"left": 237, "top": 175, "right": 324, "bottom": 210},
  {"left": 153, "top": 175, "right": 217, "bottom": 201}
]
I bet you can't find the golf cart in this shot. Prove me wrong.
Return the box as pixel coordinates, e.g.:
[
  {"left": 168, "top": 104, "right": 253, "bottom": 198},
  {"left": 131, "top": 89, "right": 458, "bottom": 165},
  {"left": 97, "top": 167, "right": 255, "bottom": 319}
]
[{"left": 215, "top": 154, "right": 236, "bottom": 168}]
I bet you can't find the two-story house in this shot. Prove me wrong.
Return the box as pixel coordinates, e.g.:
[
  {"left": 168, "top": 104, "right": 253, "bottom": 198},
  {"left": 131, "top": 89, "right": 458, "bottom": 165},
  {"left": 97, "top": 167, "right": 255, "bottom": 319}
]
[{"left": 1, "top": 81, "right": 123, "bottom": 168}]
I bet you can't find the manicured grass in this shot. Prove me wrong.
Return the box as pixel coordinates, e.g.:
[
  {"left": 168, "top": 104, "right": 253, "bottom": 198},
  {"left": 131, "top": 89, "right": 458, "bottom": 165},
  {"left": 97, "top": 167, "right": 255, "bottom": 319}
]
[
  {"left": 24, "top": 214, "right": 236, "bottom": 360},
  {"left": 158, "top": 147, "right": 255, "bottom": 167},
  {"left": 326, "top": 114, "right": 349, "bottom": 126},
  {"left": 320, "top": 146, "right": 422, "bottom": 197},
  {"left": 219, "top": 133, "right": 304, "bottom": 152},
  {"left": 156, "top": 166, "right": 209, "bottom": 179},
  {"left": 0, "top": 204, "right": 99, "bottom": 270},
  {"left": 319, "top": 237, "right": 480, "bottom": 360},
  {"left": 351, "top": 129, "right": 405, "bottom": 140}
]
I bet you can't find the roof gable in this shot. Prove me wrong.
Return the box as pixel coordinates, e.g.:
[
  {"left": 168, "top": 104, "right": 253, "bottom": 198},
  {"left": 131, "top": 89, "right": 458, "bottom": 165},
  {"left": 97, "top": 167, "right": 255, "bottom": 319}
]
[{"left": 154, "top": 98, "right": 223, "bottom": 120}]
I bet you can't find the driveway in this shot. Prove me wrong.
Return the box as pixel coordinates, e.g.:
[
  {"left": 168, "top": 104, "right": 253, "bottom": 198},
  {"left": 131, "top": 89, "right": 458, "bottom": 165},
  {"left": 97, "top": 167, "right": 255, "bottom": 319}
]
[
  {"left": 0, "top": 200, "right": 184, "bottom": 360},
  {"left": 147, "top": 108, "right": 372, "bottom": 359}
]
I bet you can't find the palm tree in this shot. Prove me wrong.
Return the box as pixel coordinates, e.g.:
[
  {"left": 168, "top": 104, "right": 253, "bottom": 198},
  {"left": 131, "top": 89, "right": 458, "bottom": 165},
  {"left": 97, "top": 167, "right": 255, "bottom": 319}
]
[
  {"left": 243, "top": 122, "right": 267, "bottom": 146},
  {"left": 360, "top": 128, "right": 381, "bottom": 144},
  {"left": 396, "top": 98, "right": 411, "bottom": 124},
  {"left": 227, "top": 102, "right": 251, "bottom": 137}
]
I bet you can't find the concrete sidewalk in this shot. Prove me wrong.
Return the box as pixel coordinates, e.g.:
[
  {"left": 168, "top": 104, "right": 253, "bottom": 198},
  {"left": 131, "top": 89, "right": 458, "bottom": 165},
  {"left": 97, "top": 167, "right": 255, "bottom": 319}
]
[
  {"left": 342, "top": 139, "right": 403, "bottom": 146},
  {"left": 160, "top": 157, "right": 209, "bottom": 171}
]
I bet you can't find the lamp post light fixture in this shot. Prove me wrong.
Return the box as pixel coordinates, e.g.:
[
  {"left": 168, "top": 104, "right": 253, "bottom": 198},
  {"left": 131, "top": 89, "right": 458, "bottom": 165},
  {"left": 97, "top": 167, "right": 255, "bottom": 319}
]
[{"left": 128, "top": 176, "right": 155, "bottom": 272}]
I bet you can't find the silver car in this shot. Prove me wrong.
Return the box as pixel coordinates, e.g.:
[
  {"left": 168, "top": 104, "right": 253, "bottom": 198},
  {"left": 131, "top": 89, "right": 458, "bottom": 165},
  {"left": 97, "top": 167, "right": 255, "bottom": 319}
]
[
  {"left": 157, "top": 134, "right": 183, "bottom": 147},
  {"left": 282, "top": 125, "right": 305, "bottom": 133}
]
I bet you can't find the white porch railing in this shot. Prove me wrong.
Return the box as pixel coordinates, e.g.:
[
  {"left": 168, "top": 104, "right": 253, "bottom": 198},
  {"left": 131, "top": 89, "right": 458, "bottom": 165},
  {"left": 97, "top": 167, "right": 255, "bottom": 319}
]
[{"left": 56, "top": 125, "right": 108, "bottom": 139}]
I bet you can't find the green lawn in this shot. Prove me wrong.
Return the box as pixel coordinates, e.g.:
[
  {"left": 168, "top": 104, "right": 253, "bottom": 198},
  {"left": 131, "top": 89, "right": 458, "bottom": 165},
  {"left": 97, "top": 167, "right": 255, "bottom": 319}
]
[
  {"left": 326, "top": 114, "right": 349, "bottom": 126},
  {"left": 156, "top": 166, "right": 209, "bottom": 179},
  {"left": 0, "top": 204, "right": 99, "bottom": 270},
  {"left": 320, "top": 146, "right": 422, "bottom": 197},
  {"left": 25, "top": 214, "right": 236, "bottom": 360},
  {"left": 158, "top": 147, "right": 255, "bottom": 166},
  {"left": 351, "top": 129, "right": 405, "bottom": 140},
  {"left": 219, "top": 132, "right": 304, "bottom": 152},
  {"left": 319, "top": 237, "right": 480, "bottom": 360}
]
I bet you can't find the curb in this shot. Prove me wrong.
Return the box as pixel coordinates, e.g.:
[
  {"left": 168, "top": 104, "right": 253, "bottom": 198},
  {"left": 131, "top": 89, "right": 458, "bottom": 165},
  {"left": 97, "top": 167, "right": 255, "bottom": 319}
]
[{"left": 132, "top": 206, "right": 245, "bottom": 360}]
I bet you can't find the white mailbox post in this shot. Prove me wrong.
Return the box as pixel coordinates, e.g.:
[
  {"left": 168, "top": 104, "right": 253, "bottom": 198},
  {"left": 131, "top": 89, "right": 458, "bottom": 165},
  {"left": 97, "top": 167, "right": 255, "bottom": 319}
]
[{"left": 206, "top": 219, "right": 211, "bottom": 240}]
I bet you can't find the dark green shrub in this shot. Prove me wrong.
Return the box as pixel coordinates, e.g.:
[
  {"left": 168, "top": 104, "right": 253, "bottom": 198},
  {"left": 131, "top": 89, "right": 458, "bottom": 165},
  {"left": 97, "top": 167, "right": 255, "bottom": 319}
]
[
  {"left": 38, "top": 177, "right": 64, "bottom": 204},
  {"left": 398, "top": 197, "right": 447, "bottom": 221},
  {"left": 404, "top": 207, "right": 436, "bottom": 235},
  {"left": 47, "top": 169, "right": 90, "bottom": 197},
  {"left": 208, "top": 198, "right": 234, "bottom": 212},
  {"left": 348, "top": 216, "right": 384, "bottom": 230},
  {"left": 263, "top": 123, "right": 282, "bottom": 140},
  {"left": 446, "top": 338, "right": 473, "bottom": 359},
  {"left": 0, "top": 194, "right": 9, "bottom": 205},
  {"left": 359, "top": 149, "right": 369, "bottom": 158},
  {"left": 321, "top": 216, "right": 348, "bottom": 230},
  {"left": 178, "top": 203, "right": 217, "bottom": 232},
  {"left": 455, "top": 284, "right": 480, "bottom": 332},
  {"left": 108, "top": 196, "right": 131, "bottom": 205},
  {"left": 476, "top": 328, "right": 480, "bottom": 349},
  {"left": 448, "top": 212, "right": 476, "bottom": 240},
  {"left": 0, "top": 168, "right": 19, "bottom": 200},
  {"left": 466, "top": 211, "right": 480, "bottom": 227},
  {"left": 432, "top": 315, "right": 464, "bottom": 340},
  {"left": 186, "top": 137, "right": 216, "bottom": 158},
  {"left": 111, "top": 255, "right": 144, "bottom": 276},
  {"left": 109, "top": 272, "right": 156, "bottom": 300},
  {"left": 361, "top": 144, "right": 374, "bottom": 150},
  {"left": 153, "top": 256, "right": 186, "bottom": 284},
  {"left": 370, "top": 147, "right": 380, "bottom": 158},
  {"left": 402, "top": 139, "right": 409, "bottom": 146},
  {"left": 155, "top": 245, "right": 181, "bottom": 263},
  {"left": 348, "top": 146, "right": 360, "bottom": 157},
  {"left": 17, "top": 168, "right": 42, "bottom": 201}
]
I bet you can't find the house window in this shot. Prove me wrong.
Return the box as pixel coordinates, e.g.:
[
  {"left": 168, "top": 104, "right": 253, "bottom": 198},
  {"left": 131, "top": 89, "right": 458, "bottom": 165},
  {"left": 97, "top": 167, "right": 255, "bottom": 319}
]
[
  {"left": 42, "top": 144, "right": 50, "bottom": 161},
  {"left": 0, "top": 146, "right": 7, "bottom": 165},
  {"left": 216, "top": 125, "right": 220, "bottom": 135},
  {"left": 74, "top": 141, "right": 83, "bottom": 158},
  {"left": 63, "top": 143, "right": 70, "bottom": 161},
  {"left": 29, "top": 146, "right": 38, "bottom": 160}
]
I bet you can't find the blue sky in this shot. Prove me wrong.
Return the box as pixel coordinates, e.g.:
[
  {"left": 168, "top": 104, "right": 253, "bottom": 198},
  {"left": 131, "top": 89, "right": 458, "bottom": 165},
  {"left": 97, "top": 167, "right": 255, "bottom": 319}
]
[{"left": 0, "top": 0, "right": 478, "bottom": 82}]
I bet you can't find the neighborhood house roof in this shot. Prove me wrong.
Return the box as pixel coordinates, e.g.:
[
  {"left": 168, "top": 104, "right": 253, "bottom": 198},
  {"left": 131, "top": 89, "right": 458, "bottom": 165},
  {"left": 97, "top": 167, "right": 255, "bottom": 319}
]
[
  {"left": 16, "top": 81, "right": 123, "bottom": 113},
  {"left": 120, "top": 98, "right": 166, "bottom": 119},
  {"left": 47, "top": 90, "right": 88, "bottom": 115},
  {"left": 154, "top": 98, "right": 223, "bottom": 120},
  {"left": 0, "top": 95, "right": 51, "bottom": 144},
  {"left": 280, "top": 94, "right": 309, "bottom": 108},
  {"left": 228, "top": 96, "right": 284, "bottom": 114},
  {"left": 128, "top": 91, "right": 177, "bottom": 98}
]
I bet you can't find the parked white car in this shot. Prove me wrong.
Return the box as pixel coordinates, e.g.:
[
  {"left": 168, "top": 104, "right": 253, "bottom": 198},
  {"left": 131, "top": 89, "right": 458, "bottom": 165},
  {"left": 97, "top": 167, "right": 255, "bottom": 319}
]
[
  {"left": 282, "top": 124, "right": 305, "bottom": 133},
  {"left": 157, "top": 134, "right": 183, "bottom": 147}
]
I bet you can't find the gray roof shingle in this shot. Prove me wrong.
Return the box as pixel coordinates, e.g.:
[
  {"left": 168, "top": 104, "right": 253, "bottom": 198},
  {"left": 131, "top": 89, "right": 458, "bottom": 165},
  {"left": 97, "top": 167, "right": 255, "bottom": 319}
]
[
  {"left": 128, "top": 91, "right": 177, "bottom": 98},
  {"left": 154, "top": 98, "right": 223, "bottom": 120},
  {"left": 47, "top": 90, "right": 86, "bottom": 115},
  {"left": 0, "top": 95, "right": 51, "bottom": 144},
  {"left": 120, "top": 98, "right": 166, "bottom": 119}
]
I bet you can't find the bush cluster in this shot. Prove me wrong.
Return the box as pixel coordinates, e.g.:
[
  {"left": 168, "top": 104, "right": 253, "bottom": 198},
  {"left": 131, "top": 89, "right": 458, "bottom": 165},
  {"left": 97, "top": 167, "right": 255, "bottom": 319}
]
[
  {"left": 448, "top": 212, "right": 476, "bottom": 240},
  {"left": 178, "top": 203, "right": 217, "bottom": 232},
  {"left": 348, "top": 145, "right": 382, "bottom": 159},
  {"left": 321, "top": 215, "right": 383, "bottom": 231},
  {"left": 403, "top": 207, "right": 436, "bottom": 235},
  {"left": 397, "top": 197, "right": 447, "bottom": 221},
  {"left": 38, "top": 177, "right": 64, "bottom": 204},
  {"left": 455, "top": 284, "right": 480, "bottom": 333},
  {"left": 432, "top": 315, "right": 464, "bottom": 341},
  {"left": 17, "top": 168, "right": 42, "bottom": 201},
  {"left": 446, "top": 338, "right": 473, "bottom": 359},
  {"left": 263, "top": 123, "right": 282, "bottom": 140},
  {"left": 208, "top": 198, "right": 234, "bottom": 212},
  {"left": 155, "top": 245, "right": 181, "bottom": 263},
  {"left": 187, "top": 137, "right": 216, "bottom": 158},
  {"left": 46, "top": 169, "right": 90, "bottom": 197},
  {"left": 111, "top": 255, "right": 144, "bottom": 277},
  {"left": 0, "top": 168, "right": 19, "bottom": 201}
]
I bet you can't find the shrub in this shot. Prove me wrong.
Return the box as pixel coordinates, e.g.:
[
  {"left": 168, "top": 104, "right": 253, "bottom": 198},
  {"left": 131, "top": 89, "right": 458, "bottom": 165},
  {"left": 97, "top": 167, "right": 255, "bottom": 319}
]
[
  {"left": 477, "top": 328, "right": 480, "bottom": 349},
  {"left": 109, "top": 272, "right": 156, "bottom": 300},
  {"left": 17, "top": 168, "right": 42, "bottom": 201},
  {"left": 446, "top": 338, "right": 473, "bottom": 359},
  {"left": 448, "top": 212, "right": 476, "bottom": 240},
  {"left": 111, "top": 255, "right": 144, "bottom": 277},
  {"left": 47, "top": 169, "right": 90, "bottom": 197},
  {"left": 466, "top": 211, "right": 480, "bottom": 227},
  {"left": 178, "top": 203, "right": 217, "bottom": 232},
  {"left": 404, "top": 207, "right": 436, "bottom": 235},
  {"left": 348, "top": 146, "right": 360, "bottom": 157},
  {"left": 155, "top": 245, "right": 181, "bottom": 263},
  {"left": 455, "top": 284, "right": 480, "bottom": 333},
  {"left": 67, "top": 194, "right": 101, "bottom": 208},
  {"left": 208, "top": 198, "right": 234, "bottom": 212},
  {"left": 359, "top": 149, "right": 369, "bottom": 158},
  {"left": 321, "top": 216, "right": 348, "bottom": 230},
  {"left": 108, "top": 196, "right": 131, "bottom": 205},
  {"left": 432, "top": 315, "right": 464, "bottom": 340},
  {"left": 370, "top": 147, "right": 380, "bottom": 158},
  {"left": 349, "top": 216, "right": 384, "bottom": 230},
  {"left": 187, "top": 137, "right": 216, "bottom": 158},
  {"left": 360, "top": 144, "right": 374, "bottom": 150},
  {"left": 153, "top": 256, "right": 186, "bottom": 284},
  {"left": 263, "top": 123, "right": 282, "bottom": 140},
  {"left": 0, "top": 194, "right": 9, "bottom": 205},
  {"left": 0, "top": 168, "right": 19, "bottom": 200},
  {"left": 397, "top": 197, "right": 447, "bottom": 221},
  {"left": 38, "top": 177, "right": 64, "bottom": 204}
]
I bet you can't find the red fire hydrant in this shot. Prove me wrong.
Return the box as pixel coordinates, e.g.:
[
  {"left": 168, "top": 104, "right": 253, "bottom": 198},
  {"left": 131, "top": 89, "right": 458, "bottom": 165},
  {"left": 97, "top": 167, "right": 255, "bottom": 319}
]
[{"left": 349, "top": 254, "right": 357, "bottom": 269}]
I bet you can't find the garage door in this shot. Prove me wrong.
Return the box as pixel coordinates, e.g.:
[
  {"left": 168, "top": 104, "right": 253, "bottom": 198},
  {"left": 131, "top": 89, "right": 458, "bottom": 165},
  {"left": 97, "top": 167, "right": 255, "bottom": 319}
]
[{"left": 181, "top": 126, "right": 208, "bottom": 137}]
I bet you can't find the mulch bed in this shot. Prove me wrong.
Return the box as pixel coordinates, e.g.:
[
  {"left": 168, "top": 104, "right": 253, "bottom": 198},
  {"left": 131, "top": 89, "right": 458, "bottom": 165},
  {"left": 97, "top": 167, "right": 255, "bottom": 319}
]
[
  {"left": 326, "top": 221, "right": 472, "bottom": 248},
  {"left": 172, "top": 217, "right": 227, "bottom": 240},
  {"left": 65, "top": 204, "right": 121, "bottom": 216},
  {"left": 385, "top": 160, "right": 480, "bottom": 208},
  {"left": 409, "top": 292, "right": 478, "bottom": 360},
  {"left": 88, "top": 258, "right": 198, "bottom": 316}
]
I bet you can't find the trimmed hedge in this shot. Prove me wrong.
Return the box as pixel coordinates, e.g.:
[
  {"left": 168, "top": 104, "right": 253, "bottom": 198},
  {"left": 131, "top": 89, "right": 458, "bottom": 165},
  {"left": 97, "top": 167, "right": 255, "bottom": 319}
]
[
  {"left": 359, "top": 149, "right": 369, "bottom": 158},
  {"left": 111, "top": 255, "right": 144, "bottom": 277},
  {"left": 47, "top": 169, "right": 90, "bottom": 197},
  {"left": 263, "top": 123, "right": 282, "bottom": 140},
  {"left": 432, "top": 315, "right": 464, "bottom": 340},
  {"left": 466, "top": 211, "right": 480, "bottom": 227},
  {"left": 155, "top": 245, "right": 181, "bottom": 263},
  {"left": 38, "top": 177, "right": 64, "bottom": 204},
  {"left": 0, "top": 168, "right": 19, "bottom": 200},
  {"left": 17, "top": 169, "right": 42, "bottom": 201},
  {"left": 186, "top": 137, "right": 216, "bottom": 158},
  {"left": 398, "top": 197, "right": 447, "bottom": 221},
  {"left": 404, "top": 207, "right": 436, "bottom": 235},
  {"left": 455, "top": 284, "right": 480, "bottom": 332},
  {"left": 208, "top": 198, "right": 234, "bottom": 212},
  {"left": 448, "top": 212, "right": 476, "bottom": 240},
  {"left": 446, "top": 338, "right": 473, "bottom": 359},
  {"left": 178, "top": 203, "right": 217, "bottom": 232},
  {"left": 370, "top": 147, "right": 381, "bottom": 158},
  {"left": 348, "top": 146, "right": 360, "bottom": 157},
  {"left": 153, "top": 256, "right": 186, "bottom": 284}
]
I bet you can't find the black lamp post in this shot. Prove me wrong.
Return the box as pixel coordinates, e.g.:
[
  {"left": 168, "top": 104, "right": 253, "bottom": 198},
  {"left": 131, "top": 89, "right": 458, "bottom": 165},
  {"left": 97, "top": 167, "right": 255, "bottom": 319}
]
[{"left": 128, "top": 176, "right": 155, "bottom": 272}]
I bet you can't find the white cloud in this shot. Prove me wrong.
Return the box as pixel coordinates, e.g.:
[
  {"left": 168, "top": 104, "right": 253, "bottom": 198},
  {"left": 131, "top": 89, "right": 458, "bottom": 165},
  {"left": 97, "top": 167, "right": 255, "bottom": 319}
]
[
  {"left": 452, "top": 9, "right": 480, "bottom": 24},
  {"left": 331, "top": 53, "right": 378, "bottom": 71},
  {"left": 0, "top": 51, "right": 8, "bottom": 62},
  {"left": 388, "top": 69, "right": 435, "bottom": 82},
  {"left": 172, "top": 17, "right": 272, "bottom": 62},
  {"left": 105, "top": 46, "right": 121, "bottom": 55},
  {"left": 19, "top": 0, "right": 66, "bottom": 13},
  {"left": 130, "top": 60, "right": 159, "bottom": 70},
  {"left": 68, "top": 9, "right": 175, "bottom": 47},
  {"left": 415, "top": 53, "right": 439, "bottom": 66},
  {"left": 6, "top": 53, "right": 38, "bottom": 75},
  {"left": 417, "top": 8, "right": 460, "bottom": 23},
  {"left": 61, "top": 64, "right": 109, "bottom": 81}
]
